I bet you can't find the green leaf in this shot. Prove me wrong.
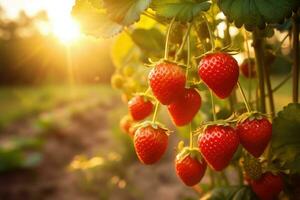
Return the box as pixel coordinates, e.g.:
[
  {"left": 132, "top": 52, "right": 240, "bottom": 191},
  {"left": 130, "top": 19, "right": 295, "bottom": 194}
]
[
  {"left": 72, "top": 0, "right": 123, "bottom": 38},
  {"left": 151, "top": 0, "right": 212, "bottom": 22},
  {"left": 200, "top": 186, "right": 257, "bottom": 200},
  {"left": 271, "top": 103, "right": 300, "bottom": 174},
  {"left": 131, "top": 28, "right": 165, "bottom": 57},
  {"left": 103, "top": 0, "right": 152, "bottom": 25},
  {"left": 218, "top": 0, "right": 299, "bottom": 31}
]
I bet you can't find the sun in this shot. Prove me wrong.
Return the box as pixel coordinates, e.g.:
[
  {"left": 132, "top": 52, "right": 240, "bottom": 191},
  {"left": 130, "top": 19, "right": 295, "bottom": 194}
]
[{"left": 51, "top": 18, "right": 81, "bottom": 44}]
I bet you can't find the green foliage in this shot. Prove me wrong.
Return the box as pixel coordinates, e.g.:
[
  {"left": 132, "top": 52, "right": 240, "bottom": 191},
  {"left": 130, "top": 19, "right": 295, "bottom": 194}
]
[
  {"left": 218, "top": 0, "right": 299, "bottom": 31},
  {"left": 103, "top": 0, "right": 152, "bottom": 25},
  {"left": 271, "top": 103, "right": 300, "bottom": 174},
  {"left": 131, "top": 28, "right": 165, "bottom": 57},
  {"left": 0, "top": 137, "right": 43, "bottom": 172},
  {"left": 72, "top": 0, "right": 123, "bottom": 38},
  {"left": 201, "top": 186, "right": 257, "bottom": 200},
  {"left": 151, "top": 0, "right": 212, "bottom": 22}
]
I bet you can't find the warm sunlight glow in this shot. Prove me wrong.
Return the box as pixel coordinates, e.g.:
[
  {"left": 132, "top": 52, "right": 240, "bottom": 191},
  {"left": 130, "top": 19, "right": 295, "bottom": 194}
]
[{"left": 51, "top": 18, "right": 81, "bottom": 44}]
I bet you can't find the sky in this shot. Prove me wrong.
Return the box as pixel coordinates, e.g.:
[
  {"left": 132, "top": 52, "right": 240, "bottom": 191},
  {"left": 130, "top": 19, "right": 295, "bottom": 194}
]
[
  {"left": 0, "top": 0, "right": 75, "bottom": 21},
  {"left": 0, "top": 0, "right": 83, "bottom": 43}
]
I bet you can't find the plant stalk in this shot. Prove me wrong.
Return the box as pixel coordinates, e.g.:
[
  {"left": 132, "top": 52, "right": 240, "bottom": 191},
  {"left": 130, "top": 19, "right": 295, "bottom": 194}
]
[
  {"left": 210, "top": 90, "right": 217, "bottom": 121},
  {"left": 263, "top": 58, "right": 275, "bottom": 119},
  {"left": 175, "top": 23, "right": 192, "bottom": 62},
  {"left": 237, "top": 81, "right": 251, "bottom": 112},
  {"left": 152, "top": 101, "right": 160, "bottom": 123},
  {"left": 252, "top": 30, "right": 266, "bottom": 113},
  {"left": 292, "top": 12, "right": 299, "bottom": 103},
  {"left": 164, "top": 17, "right": 176, "bottom": 60}
]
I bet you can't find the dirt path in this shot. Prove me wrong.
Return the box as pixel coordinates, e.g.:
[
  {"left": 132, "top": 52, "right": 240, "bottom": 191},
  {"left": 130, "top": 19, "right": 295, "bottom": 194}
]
[{"left": 0, "top": 96, "right": 198, "bottom": 200}]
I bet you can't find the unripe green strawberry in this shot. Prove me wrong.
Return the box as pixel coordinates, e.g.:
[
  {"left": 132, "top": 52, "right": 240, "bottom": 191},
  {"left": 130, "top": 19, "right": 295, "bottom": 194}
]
[
  {"left": 149, "top": 62, "right": 186, "bottom": 105},
  {"left": 241, "top": 155, "right": 262, "bottom": 180},
  {"left": 175, "top": 149, "right": 206, "bottom": 186},
  {"left": 111, "top": 74, "right": 124, "bottom": 89},
  {"left": 134, "top": 123, "right": 169, "bottom": 165}
]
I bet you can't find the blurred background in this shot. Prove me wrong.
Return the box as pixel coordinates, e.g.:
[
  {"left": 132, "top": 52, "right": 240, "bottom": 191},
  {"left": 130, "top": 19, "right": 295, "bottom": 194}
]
[
  {"left": 0, "top": 1, "right": 294, "bottom": 200},
  {"left": 0, "top": 1, "right": 199, "bottom": 199}
]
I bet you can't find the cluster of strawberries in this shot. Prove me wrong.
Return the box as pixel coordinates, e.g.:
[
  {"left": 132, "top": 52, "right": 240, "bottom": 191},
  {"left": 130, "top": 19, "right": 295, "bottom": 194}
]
[{"left": 120, "top": 52, "right": 283, "bottom": 200}]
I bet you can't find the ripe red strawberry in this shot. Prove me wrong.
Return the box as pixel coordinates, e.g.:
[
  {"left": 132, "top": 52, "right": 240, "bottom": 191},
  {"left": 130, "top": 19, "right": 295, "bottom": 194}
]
[
  {"left": 168, "top": 88, "right": 201, "bottom": 126},
  {"left": 198, "top": 52, "right": 239, "bottom": 99},
  {"left": 149, "top": 62, "right": 186, "bottom": 105},
  {"left": 249, "top": 172, "right": 283, "bottom": 200},
  {"left": 128, "top": 96, "right": 153, "bottom": 121},
  {"left": 134, "top": 124, "right": 169, "bottom": 165},
  {"left": 198, "top": 125, "right": 239, "bottom": 171},
  {"left": 175, "top": 151, "right": 207, "bottom": 186},
  {"left": 240, "top": 58, "right": 256, "bottom": 78},
  {"left": 120, "top": 115, "right": 136, "bottom": 137},
  {"left": 237, "top": 117, "right": 272, "bottom": 158}
]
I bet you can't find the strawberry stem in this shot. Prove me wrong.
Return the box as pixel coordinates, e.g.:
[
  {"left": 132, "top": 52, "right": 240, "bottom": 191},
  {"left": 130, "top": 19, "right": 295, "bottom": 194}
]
[
  {"left": 151, "top": 101, "right": 160, "bottom": 124},
  {"left": 144, "top": 87, "right": 151, "bottom": 95},
  {"left": 164, "top": 17, "right": 176, "bottom": 60},
  {"left": 202, "top": 14, "right": 215, "bottom": 51},
  {"left": 185, "top": 35, "right": 191, "bottom": 87},
  {"left": 237, "top": 81, "right": 251, "bottom": 113},
  {"left": 210, "top": 90, "right": 217, "bottom": 121},
  {"left": 243, "top": 30, "right": 253, "bottom": 102},
  {"left": 175, "top": 22, "right": 192, "bottom": 62},
  {"left": 189, "top": 123, "right": 193, "bottom": 148},
  {"left": 292, "top": 12, "right": 299, "bottom": 103}
]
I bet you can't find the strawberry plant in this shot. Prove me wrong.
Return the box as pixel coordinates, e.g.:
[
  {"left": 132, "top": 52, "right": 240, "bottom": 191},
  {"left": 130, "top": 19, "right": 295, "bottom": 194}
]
[{"left": 72, "top": 0, "right": 300, "bottom": 199}]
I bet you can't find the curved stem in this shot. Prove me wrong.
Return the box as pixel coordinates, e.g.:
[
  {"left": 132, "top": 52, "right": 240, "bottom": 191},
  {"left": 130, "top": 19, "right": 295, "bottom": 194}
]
[
  {"left": 202, "top": 14, "right": 215, "bottom": 51},
  {"left": 164, "top": 17, "right": 176, "bottom": 60},
  {"left": 263, "top": 60, "right": 275, "bottom": 118},
  {"left": 243, "top": 30, "right": 253, "bottom": 102},
  {"left": 210, "top": 90, "right": 217, "bottom": 121},
  {"left": 252, "top": 30, "right": 266, "bottom": 113},
  {"left": 292, "top": 13, "right": 299, "bottom": 103},
  {"left": 237, "top": 81, "right": 251, "bottom": 112},
  {"left": 272, "top": 73, "right": 292, "bottom": 93},
  {"left": 185, "top": 35, "right": 191, "bottom": 87},
  {"left": 275, "top": 32, "right": 290, "bottom": 53},
  {"left": 152, "top": 101, "right": 160, "bottom": 124},
  {"left": 175, "top": 23, "right": 192, "bottom": 62},
  {"left": 189, "top": 123, "right": 193, "bottom": 148}
]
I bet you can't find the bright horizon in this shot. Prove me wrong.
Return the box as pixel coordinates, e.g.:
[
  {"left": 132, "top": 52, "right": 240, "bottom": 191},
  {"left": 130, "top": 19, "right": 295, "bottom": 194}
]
[{"left": 0, "top": 0, "right": 81, "bottom": 44}]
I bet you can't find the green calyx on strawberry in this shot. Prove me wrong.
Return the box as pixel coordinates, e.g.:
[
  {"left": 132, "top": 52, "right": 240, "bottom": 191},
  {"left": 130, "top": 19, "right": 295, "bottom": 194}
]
[
  {"left": 175, "top": 147, "right": 207, "bottom": 186},
  {"left": 149, "top": 61, "right": 186, "bottom": 105},
  {"left": 168, "top": 88, "right": 202, "bottom": 126},
  {"left": 198, "top": 52, "right": 239, "bottom": 99},
  {"left": 197, "top": 123, "right": 239, "bottom": 171},
  {"left": 241, "top": 154, "right": 262, "bottom": 180},
  {"left": 237, "top": 112, "right": 272, "bottom": 158},
  {"left": 249, "top": 172, "right": 284, "bottom": 200},
  {"left": 133, "top": 121, "right": 170, "bottom": 165},
  {"left": 128, "top": 95, "right": 154, "bottom": 121}
]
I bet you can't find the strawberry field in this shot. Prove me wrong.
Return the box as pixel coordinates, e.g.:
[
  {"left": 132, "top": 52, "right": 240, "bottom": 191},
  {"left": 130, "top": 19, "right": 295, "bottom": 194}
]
[{"left": 0, "top": 0, "right": 300, "bottom": 200}]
